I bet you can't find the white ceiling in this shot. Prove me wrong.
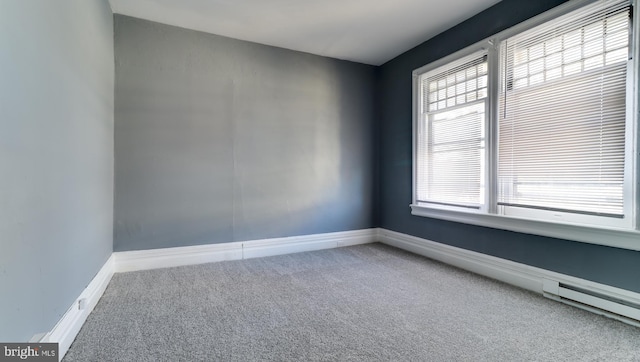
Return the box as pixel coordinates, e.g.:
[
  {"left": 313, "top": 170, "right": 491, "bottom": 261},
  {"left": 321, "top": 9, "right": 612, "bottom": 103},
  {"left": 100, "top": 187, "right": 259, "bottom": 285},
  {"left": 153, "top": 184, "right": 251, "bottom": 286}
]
[{"left": 108, "top": 0, "right": 502, "bottom": 66}]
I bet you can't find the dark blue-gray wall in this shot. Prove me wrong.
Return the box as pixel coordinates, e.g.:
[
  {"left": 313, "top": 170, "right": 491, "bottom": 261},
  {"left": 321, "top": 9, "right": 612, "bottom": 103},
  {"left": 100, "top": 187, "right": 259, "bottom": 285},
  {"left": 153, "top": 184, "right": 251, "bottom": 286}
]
[
  {"left": 378, "top": 0, "right": 640, "bottom": 293},
  {"left": 114, "top": 16, "right": 376, "bottom": 251}
]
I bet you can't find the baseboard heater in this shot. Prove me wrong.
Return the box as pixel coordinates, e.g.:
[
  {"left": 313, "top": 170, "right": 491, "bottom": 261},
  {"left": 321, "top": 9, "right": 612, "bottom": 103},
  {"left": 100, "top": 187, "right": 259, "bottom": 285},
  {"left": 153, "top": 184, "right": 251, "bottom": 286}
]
[{"left": 542, "top": 279, "right": 640, "bottom": 327}]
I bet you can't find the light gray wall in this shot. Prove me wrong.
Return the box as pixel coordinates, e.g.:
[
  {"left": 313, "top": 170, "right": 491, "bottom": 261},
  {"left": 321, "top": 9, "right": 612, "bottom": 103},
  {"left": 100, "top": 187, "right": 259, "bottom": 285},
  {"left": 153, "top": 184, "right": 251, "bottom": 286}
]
[
  {"left": 114, "top": 16, "right": 376, "bottom": 251},
  {"left": 0, "top": 1, "right": 114, "bottom": 341}
]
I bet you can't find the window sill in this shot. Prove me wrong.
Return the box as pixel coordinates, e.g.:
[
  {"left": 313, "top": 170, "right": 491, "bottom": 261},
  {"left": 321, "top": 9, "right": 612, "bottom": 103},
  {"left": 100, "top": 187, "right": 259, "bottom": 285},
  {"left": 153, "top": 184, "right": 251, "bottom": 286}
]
[{"left": 410, "top": 204, "right": 640, "bottom": 251}]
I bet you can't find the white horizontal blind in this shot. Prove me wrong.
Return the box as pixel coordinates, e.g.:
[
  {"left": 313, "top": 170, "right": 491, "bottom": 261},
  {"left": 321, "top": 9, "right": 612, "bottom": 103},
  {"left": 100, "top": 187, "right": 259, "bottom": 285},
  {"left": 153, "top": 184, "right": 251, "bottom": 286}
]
[
  {"left": 498, "top": 0, "right": 630, "bottom": 217},
  {"left": 417, "top": 50, "right": 488, "bottom": 208}
]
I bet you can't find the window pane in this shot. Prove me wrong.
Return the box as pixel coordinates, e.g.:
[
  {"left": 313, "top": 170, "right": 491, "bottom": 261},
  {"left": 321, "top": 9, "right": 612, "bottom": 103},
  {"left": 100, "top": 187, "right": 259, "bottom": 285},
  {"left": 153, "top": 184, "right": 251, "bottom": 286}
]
[
  {"left": 418, "top": 103, "right": 485, "bottom": 206},
  {"left": 506, "top": 3, "right": 629, "bottom": 91},
  {"left": 498, "top": 0, "right": 629, "bottom": 217}
]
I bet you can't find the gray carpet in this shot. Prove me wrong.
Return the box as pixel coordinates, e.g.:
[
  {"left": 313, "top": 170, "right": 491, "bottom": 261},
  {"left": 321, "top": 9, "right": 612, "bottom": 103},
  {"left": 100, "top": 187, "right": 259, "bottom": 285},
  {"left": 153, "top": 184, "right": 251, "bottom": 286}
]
[{"left": 64, "top": 243, "right": 640, "bottom": 361}]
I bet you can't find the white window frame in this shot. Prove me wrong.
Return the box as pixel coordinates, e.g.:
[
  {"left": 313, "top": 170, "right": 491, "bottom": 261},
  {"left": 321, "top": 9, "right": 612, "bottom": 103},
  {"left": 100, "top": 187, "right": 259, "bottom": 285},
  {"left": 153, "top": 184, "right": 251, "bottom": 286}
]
[
  {"left": 411, "top": 0, "right": 640, "bottom": 251},
  {"left": 416, "top": 50, "right": 489, "bottom": 211}
]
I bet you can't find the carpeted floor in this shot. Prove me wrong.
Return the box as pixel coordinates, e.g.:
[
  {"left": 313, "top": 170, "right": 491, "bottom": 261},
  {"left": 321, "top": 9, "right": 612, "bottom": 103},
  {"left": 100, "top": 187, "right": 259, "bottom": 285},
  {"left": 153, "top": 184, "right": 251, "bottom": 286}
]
[{"left": 64, "top": 243, "right": 640, "bottom": 361}]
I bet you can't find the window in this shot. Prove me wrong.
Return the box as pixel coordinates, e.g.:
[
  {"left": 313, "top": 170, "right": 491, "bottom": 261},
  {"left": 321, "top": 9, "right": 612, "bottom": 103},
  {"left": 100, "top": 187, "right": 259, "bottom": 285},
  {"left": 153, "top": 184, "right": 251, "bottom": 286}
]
[
  {"left": 412, "top": 0, "right": 640, "bottom": 250},
  {"left": 417, "top": 51, "right": 488, "bottom": 209}
]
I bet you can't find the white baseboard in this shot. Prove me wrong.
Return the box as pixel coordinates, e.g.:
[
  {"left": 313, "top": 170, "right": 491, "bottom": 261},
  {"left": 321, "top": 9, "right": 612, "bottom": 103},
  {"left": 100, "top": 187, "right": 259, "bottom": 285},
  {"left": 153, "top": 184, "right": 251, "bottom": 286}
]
[
  {"left": 378, "top": 229, "right": 543, "bottom": 293},
  {"left": 242, "top": 229, "right": 376, "bottom": 259},
  {"left": 378, "top": 228, "right": 640, "bottom": 325},
  {"left": 114, "top": 241, "right": 244, "bottom": 273},
  {"left": 40, "top": 254, "right": 115, "bottom": 360},
  {"left": 114, "top": 228, "right": 377, "bottom": 273}
]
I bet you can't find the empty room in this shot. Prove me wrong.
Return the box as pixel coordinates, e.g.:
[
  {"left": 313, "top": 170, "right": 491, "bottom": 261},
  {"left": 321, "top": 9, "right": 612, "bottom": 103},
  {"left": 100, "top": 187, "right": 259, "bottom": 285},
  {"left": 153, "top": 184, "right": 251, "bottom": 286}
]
[{"left": 2, "top": 0, "right": 640, "bottom": 360}]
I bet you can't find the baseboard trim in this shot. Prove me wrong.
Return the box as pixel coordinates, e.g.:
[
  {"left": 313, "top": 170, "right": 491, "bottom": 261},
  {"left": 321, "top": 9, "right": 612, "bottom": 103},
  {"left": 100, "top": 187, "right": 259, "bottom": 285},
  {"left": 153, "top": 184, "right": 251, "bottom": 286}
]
[
  {"left": 114, "top": 241, "right": 244, "bottom": 273},
  {"left": 378, "top": 228, "right": 640, "bottom": 324},
  {"left": 40, "top": 254, "right": 115, "bottom": 360},
  {"left": 378, "top": 229, "right": 543, "bottom": 293},
  {"left": 242, "top": 228, "right": 376, "bottom": 259},
  {"left": 114, "top": 228, "right": 377, "bottom": 273}
]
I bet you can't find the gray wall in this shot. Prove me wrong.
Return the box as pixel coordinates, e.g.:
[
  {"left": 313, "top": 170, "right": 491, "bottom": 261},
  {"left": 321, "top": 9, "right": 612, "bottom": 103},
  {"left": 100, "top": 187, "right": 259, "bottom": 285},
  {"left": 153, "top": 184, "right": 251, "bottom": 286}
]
[
  {"left": 114, "top": 16, "right": 376, "bottom": 251},
  {"left": 0, "top": 0, "right": 114, "bottom": 341},
  {"left": 378, "top": 0, "right": 640, "bottom": 293}
]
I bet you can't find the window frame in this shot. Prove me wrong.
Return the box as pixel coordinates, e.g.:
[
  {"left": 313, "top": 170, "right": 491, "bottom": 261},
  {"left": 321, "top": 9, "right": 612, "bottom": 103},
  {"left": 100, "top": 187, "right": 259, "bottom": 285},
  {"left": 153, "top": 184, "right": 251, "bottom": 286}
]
[
  {"left": 411, "top": 0, "right": 640, "bottom": 251},
  {"left": 416, "top": 49, "right": 490, "bottom": 211}
]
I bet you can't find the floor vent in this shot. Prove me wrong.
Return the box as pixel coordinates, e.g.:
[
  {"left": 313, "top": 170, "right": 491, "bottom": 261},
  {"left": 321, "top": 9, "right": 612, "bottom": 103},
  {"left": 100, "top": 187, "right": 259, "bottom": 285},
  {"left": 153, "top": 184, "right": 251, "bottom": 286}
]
[{"left": 543, "top": 279, "right": 640, "bottom": 327}]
